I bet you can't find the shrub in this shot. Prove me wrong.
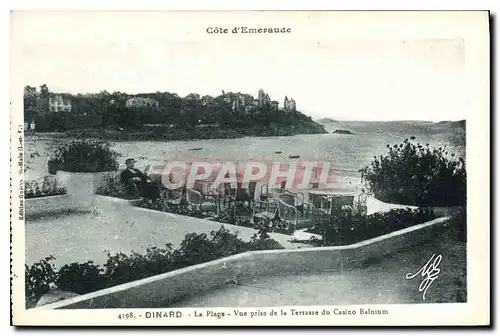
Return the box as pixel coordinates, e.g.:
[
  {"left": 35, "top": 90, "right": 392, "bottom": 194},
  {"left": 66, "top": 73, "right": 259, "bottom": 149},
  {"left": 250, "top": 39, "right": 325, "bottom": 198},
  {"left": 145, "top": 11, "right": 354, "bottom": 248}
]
[
  {"left": 174, "top": 228, "right": 247, "bottom": 268},
  {"left": 309, "top": 208, "right": 436, "bottom": 246},
  {"left": 360, "top": 138, "right": 466, "bottom": 206},
  {"left": 56, "top": 261, "right": 106, "bottom": 294},
  {"left": 134, "top": 196, "right": 215, "bottom": 219},
  {"left": 96, "top": 173, "right": 129, "bottom": 199},
  {"left": 252, "top": 215, "right": 296, "bottom": 236},
  {"left": 247, "top": 235, "right": 285, "bottom": 250},
  {"left": 47, "top": 159, "right": 60, "bottom": 175},
  {"left": 103, "top": 244, "right": 177, "bottom": 287},
  {"left": 25, "top": 179, "right": 66, "bottom": 199},
  {"left": 25, "top": 256, "right": 57, "bottom": 307},
  {"left": 48, "top": 139, "right": 121, "bottom": 173},
  {"left": 196, "top": 206, "right": 294, "bottom": 236},
  {"left": 211, "top": 208, "right": 254, "bottom": 228}
]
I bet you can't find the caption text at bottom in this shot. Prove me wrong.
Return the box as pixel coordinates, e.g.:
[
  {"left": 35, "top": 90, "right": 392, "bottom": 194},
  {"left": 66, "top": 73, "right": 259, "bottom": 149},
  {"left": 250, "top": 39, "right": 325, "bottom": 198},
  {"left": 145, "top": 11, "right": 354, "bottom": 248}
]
[{"left": 118, "top": 308, "right": 389, "bottom": 320}]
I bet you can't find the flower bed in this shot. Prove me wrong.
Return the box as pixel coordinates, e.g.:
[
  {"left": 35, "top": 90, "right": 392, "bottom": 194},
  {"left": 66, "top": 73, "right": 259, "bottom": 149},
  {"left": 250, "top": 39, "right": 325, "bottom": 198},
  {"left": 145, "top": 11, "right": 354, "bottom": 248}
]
[
  {"left": 304, "top": 208, "right": 437, "bottom": 246},
  {"left": 210, "top": 209, "right": 295, "bottom": 236},
  {"left": 26, "top": 226, "right": 283, "bottom": 308},
  {"left": 95, "top": 173, "right": 132, "bottom": 199},
  {"left": 133, "top": 197, "right": 214, "bottom": 219},
  {"left": 210, "top": 209, "right": 254, "bottom": 227},
  {"left": 25, "top": 179, "right": 66, "bottom": 199}
]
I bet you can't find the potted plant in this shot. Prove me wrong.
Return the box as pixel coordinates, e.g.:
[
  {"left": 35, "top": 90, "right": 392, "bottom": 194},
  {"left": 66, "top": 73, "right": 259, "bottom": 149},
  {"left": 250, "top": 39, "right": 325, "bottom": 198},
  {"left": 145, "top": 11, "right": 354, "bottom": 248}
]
[
  {"left": 49, "top": 140, "right": 121, "bottom": 202},
  {"left": 360, "top": 137, "right": 466, "bottom": 216}
]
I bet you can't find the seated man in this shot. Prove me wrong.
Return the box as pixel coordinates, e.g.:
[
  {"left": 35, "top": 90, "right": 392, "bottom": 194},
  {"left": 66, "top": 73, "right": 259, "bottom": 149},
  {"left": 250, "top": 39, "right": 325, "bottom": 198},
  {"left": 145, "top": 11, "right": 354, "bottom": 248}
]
[{"left": 120, "top": 158, "right": 159, "bottom": 200}]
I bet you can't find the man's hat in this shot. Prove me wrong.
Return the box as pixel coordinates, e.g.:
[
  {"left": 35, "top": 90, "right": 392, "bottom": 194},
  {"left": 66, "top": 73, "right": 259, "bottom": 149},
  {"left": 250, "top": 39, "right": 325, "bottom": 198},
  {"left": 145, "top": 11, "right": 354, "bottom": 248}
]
[{"left": 125, "top": 158, "right": 137, "bottom": 164}]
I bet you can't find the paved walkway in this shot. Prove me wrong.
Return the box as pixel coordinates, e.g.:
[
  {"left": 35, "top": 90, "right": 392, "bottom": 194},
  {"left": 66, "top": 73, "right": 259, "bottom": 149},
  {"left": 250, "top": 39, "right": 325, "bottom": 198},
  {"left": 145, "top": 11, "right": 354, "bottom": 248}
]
[
  {"left": 173, "top": 231, "right": 466, "bottom": 306},
  {"left": 365, "top": 196, "right": 418, "bottom": 215}
]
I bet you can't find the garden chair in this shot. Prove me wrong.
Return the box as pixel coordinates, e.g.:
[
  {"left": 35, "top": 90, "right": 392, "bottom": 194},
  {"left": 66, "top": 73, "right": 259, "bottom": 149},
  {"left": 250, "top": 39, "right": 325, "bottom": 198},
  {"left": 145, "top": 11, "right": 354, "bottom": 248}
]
[
  {"left": 282, "top": 190, "right": 308, "bottom": 213},
  {"left": 186, "top": 186, "right": 219, "bottom": 213},
  {"left": 260, "top": 182, "right": 286, "bottom": 201},
  {"left": 247, "top": 181, "right": 257, "bottom": 206},
  {"left": 220, "top": 182, "right": 255, "bottom": 215},
  {"left": 259, "top": 184, "right": 272, "bottom": 201},
  {"left": 219, "top": 182, "right": 237, "bottom": 210},
  {"left": 277, "top": 193, "right": 317, "bottom": 230},
  {"left": 166, "top": 186, "right": 184, "bottom": 205},
  {"left": 253, "top": 197, "right": 279, "bottom": 222},
  {"left": 334, "top": 195, "right": 355, "bottom": 216},
  {"left": 193, "top": 180, "right": 217, "bottom": 196},
  {"left": 320, "top": 196, "right": 333, "bottom": 215},
  {"left": 236, "top": 181, "right": 256, "bottom": 206},
  {"left": 274, "top": 180, "right": 287, "bottom": 195},
  {"left": 286, "top": 190, "right": 305, "bottom": 205}
]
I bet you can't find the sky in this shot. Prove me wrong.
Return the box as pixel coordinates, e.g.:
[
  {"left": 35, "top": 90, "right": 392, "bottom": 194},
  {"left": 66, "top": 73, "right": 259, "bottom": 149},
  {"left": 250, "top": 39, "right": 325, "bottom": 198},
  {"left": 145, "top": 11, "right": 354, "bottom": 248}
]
[{"left": 15, "top": 13, "right": 468, "bottom": 121}]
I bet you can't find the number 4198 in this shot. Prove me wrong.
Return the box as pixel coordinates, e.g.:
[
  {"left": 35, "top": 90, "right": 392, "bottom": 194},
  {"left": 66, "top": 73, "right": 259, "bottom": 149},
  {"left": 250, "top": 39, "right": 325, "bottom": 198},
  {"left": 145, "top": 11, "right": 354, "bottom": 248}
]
[{"left": 118, "top": 312, "right": 135, "bottom": 320}]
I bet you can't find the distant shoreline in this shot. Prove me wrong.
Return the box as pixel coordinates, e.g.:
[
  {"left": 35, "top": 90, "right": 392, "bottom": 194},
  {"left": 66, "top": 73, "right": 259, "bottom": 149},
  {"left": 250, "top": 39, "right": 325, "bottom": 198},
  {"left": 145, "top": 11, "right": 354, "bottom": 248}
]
[
  {"left": 24, "top": 124, "right": 328, "bottom": 142},
  {"left": 315, "top": 118, "right": 466, "bottom": 124},
  {"left": 24, "top": 119, "right": 465, "bottom": 142}
]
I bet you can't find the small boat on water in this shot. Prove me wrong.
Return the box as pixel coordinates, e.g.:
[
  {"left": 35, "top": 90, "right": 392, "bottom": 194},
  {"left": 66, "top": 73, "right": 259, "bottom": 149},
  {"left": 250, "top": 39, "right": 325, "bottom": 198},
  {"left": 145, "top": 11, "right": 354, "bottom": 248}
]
[
  {"left": 188, "top": 148, "right": 203, "bottom": 151},
  {"left": 289, "top": 155, "right": 300, "bottom": 159},
  {"left": 275, "top": 151, "right": 282, "bottom": 154}
]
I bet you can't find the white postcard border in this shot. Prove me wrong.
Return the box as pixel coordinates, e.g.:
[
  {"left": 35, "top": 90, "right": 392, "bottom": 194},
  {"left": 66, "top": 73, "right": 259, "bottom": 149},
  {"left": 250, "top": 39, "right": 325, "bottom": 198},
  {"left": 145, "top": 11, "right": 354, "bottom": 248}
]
[{"left": 10, "top": 10, "right": 490, "bottom": 326}]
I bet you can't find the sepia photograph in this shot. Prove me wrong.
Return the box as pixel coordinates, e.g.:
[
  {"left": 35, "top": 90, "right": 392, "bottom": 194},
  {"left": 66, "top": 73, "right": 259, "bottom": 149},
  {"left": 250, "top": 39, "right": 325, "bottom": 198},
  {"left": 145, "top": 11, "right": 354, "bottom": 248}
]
[{"left": 10, "top": 10, "right": 490, "bottom": 326}]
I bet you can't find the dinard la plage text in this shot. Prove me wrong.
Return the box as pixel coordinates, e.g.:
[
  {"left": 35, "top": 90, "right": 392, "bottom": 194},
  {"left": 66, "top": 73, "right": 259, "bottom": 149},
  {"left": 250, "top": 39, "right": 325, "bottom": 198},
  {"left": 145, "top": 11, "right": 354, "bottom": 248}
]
[{"left": 206, "top": 26, "right": 292, "bottom": 34}]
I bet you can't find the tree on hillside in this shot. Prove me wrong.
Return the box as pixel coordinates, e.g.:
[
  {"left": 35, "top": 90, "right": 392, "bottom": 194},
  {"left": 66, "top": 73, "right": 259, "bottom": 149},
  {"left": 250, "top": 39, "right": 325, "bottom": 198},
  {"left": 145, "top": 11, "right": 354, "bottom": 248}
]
[
  {"left": 24, "top": 86, "right": 38, "bottom": 123},
  {"left": 23, "top": 87, "right": 326, "bottom": 134},
  {"left": 39, "top": 84, "right": 50, "bottom": 114}
]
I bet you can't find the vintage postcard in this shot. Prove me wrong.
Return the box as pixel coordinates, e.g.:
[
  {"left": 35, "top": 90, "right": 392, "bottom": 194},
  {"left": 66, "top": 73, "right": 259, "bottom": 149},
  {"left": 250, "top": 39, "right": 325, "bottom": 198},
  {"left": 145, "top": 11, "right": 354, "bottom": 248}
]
[{"left": 10, "top": 11, "right": 490, "bottom": 326}]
